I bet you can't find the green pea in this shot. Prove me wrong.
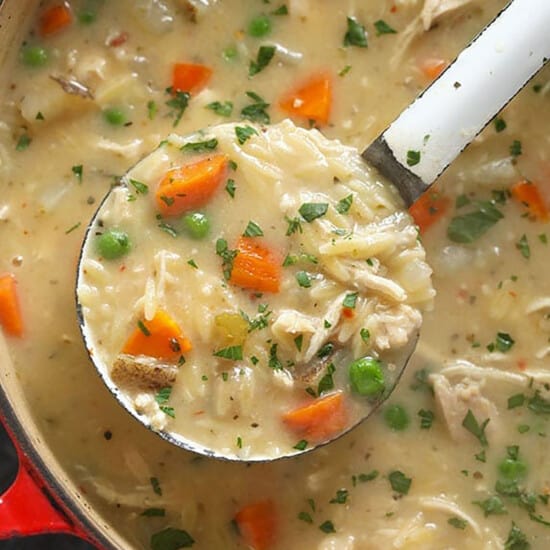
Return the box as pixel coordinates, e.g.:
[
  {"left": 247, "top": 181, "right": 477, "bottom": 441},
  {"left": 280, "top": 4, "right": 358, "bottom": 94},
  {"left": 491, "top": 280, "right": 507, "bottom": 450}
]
[
  {"left": 348, "top": 357, "right": 385, "bottom": 397},
  {"left": 384, "top": 404, "right": 409, "bottom": 431},
  {"left": 78, "top": 10, "right": 97, "bottom": 24},
  {"left": 498, "top": 458, "right": 527, "bottom": 481},
  {"left": 248, "top": 15, "right": 272, "bottom": 37},
  {"left": 182, "top": 212, "right": 210, "bottom": 239},
  {"left": 21, "top": 46, "right": 49, "bottom": 68},
  {"left": 103, "top": 107, "right": 127, "bottom": 126},
  {"left": 96, "top": 229, "right": 131, "bottom": 259}
]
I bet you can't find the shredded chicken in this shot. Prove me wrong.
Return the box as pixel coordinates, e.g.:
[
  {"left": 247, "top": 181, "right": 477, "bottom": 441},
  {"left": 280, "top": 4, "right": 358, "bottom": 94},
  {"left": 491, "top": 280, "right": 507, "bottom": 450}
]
[
  {"left": 430, "top": 373, "right": 499, "bottom": 443},
  {"left": 421, "top": 0, "right": 478, "bottom": 31}
]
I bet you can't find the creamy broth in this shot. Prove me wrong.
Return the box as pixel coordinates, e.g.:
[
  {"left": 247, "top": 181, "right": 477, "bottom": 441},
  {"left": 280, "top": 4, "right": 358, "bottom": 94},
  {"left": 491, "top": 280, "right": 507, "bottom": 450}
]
[
  {"left": 77, "top": 121, "right": 432, "bottom": 460},
  {"left": 2, "top": 0, "right": 550, "bottom": 548}
]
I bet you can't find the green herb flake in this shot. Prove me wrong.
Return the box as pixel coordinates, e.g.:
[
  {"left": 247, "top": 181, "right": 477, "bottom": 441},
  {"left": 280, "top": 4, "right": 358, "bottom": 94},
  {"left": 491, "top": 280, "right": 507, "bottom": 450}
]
[
  {"left": 213, "top": 345, "right": 243, "bottom": 360},
  {"left": 268, "top": 343, "right": 283, "bottom": 370},
  {"left": 215, "top": 238, "right": 238, "bottom": 280},
  {"left": 137, "top": 320, "right": 151, "bottom": 337},
  {"left": 538, "top": 233, "right": 547, "bottom": 244},
  {"left": 72, "top": 164, "right": 83, "bottom": 182},
  {"left": 462, "top": 409, "right": 490, "bottom": 447},
  {"left": 508, "top": 393, "right": 525, "bottom": 409},
  {"left": 129, "top": 178, "right": 148, "bottom": 195},
  {"left": 336, "top": 194, "right": 354, "bottom": 214},
  {"left": 504, "top": 522, "right": 530, "bottom": 550},
  {"left": 272, "top": 5, "right": 288, "bottom": 15},
  {"left": 455, "top": 194, "right": 471, "bottom": 208},
  {"left": 473, "top": 495, "right": 507, "bottom": 517},
  {"left": 181, "top": 138, "right": 218, "bottom": 153},
  {"left": 155, "top": 387, "right": 172, "bottom": 406},
  {"left": 241, "top": 91, "right": 271, "bottom": 124},
  {"left": 206, "top": 101, "right": 233, "bottom": 117},
  {"left": 374, "top": 19, "right": 397, "bottom": 35},
  {"left": 388, "top": 470, "right": 412, "bottom": 495},
  {"left": 319, "top": 520, "right": 336, "bottom": 534},
  {"left": 330, "top": 489, "right": 348, "bottom": 504},
  {"left": 296, "top": 271, "right": 312, "bottom": 288},
  {"left": 527, "top": 392, "right": 550, "bottom": 415},
  {"left": 141, "top": 507, "right": 166, "bottom": 517},
  {"left": 488, "top": 332, "right": 515, "bottom": 353},
  {"left": 294, "top": 334, "right": 303, "bottom": 351},
  {"left": 518, "top": 424, "right": 530, "bottom": 434},
  {"left": 339, "top": 65, "right": 352, "bottom": 77},
  {"left": 243, "top": 220, "right": 264, "bottom": 237},
  {"left": 147, "top": 100, "right": 157, "bottom": 120},
  {"left": 293, "top": 439, "right": 308, "bottom": 451},
  {"left": 494, "top": 117, "right": 507, "bottom": 132},
  {"left": 475, "top": 449, "right": 486, "bottom": 463},
  {"left": 344, "top": 16, "right": 368, "bottom": 48},
  {"left": 235, "top": 125, "right": 258, "bottom": 145},
  {"left": 165, "top": 88, "right": 190, "bottom": 127},
  {"left": 317, "top": 363, "right": 335, "bottom": 395},
  {"left": 160, "top": 406, "right": 175, "bottom": 418},
  {"left": 158, "top": 221, "right": 179, "bottom": 238},
  {"left": 150, "top": 527, "right": 194, "bottom": 550},
  {"left": 510, "top": 140, "right": 522, "bottom": 157},
  {"left": 65, "top": 222, "right": 81, "bottom": 235},
  {"left": 516, "top": 234, "right": 530, "bottom": 259},
  {"left": 225, "top": 179, "right": 236, "bottom": 198},
  {"left": 447, "top": 200, "right": 503, "bottom": 243},
  {"left": 16, "top": 134, "right": 31, "bottom": 151},
  {"left": 360, "top": 328, "right": 370, "bottom": 343},
  {"left": 418, "top": 409, "right": 434, "bottom": 429},
  {"left": 299, "top": 202, "right": 329, "bottom": 222},
  {"left": 343, "top": 292, "right": 358, "bottom": 309},
  {"left": 150, "top": 476, "right": 162, "bottom": 496},
  {"left": 285, "top": 216, "right": 303, "bottom": 236},
  {"left": 35, "top": 111, "right": 45, "bottom": 120},
  {"left": 448, "top": 517, "right": 468, "bottom": 530},
  {"left": 406, "top": 150, "right": 421, "bottom": 166},
  {"left": 356, "top": 470, "right": 379, "bottom": 484},
  {"left": 236, "top": 436, "right": 243, "bottom": 448},
  {"left": 249, "top": 45, "right": 276, "bottom": 76},
  {"left": 298, "top": 511, "right": 313, "bottom": 523}
]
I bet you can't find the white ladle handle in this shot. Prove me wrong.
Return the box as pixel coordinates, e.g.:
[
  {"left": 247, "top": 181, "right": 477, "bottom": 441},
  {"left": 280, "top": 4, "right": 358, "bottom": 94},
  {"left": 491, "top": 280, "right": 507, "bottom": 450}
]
[{"left": 363, "top": 0, "right": 550, "bottom": 207}]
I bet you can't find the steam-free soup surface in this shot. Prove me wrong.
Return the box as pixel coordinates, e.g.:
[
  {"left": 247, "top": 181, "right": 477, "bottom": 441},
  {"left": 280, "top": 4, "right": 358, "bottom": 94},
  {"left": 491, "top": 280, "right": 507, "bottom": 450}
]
[{"left": 2, "top": 0, "right": 550, "bottom": 548}]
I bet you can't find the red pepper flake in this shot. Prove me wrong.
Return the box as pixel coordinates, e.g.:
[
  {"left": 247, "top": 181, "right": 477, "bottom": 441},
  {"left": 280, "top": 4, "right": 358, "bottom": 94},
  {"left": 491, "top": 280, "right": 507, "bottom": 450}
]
[
  {"left": 119, "top": 264, "right": 126, "bottom": 272},
  {"left": 390, "top": 5, "right": 397, "bottom": 12},
  {"left": 342, "top": 307, "right": 354, "bottom": 319},
  {"left": 517, "top": 359, "right": 527, "bottom": 371},
  {"left": 108, "top": 31, "right": 128, "bottom": 48}
]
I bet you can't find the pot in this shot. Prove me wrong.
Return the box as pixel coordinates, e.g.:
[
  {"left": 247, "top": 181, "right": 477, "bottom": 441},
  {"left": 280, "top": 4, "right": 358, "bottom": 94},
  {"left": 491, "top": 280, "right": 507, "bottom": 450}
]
[{"left": 0, "top": 1, "right": 122, "bottom": 546}]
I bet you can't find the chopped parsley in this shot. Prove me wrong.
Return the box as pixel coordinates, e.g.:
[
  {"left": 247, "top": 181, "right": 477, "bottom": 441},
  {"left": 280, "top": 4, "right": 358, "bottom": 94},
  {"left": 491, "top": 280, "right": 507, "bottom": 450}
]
[
  {"left": 344, "top": 16, "right": 367, "bottom": 48},
  {"left": 293, "top": 439, "right": 308, "bottom": 451},
  {"left": 150, "top": 528, "right": 194, "bottom": 550},
  {"left": 487, "top": 332, "right": 515, "bottom": 353},
  {"left": 360, "top": 328, "right": 370, "bottom": 343},
  {"left": 215, "top": 238, "right": 238, "bottom": 280},
  {"left": 510, "top": 140, "right": 522, "bottom": 157},
  {"left": 448, "top": 517, "right": 468, "bottom": 529},
  {"left": 16, "top": 134, "right": 31, "bottom": 151},
  {"left": 294, "top": 334, "right": 303, "bottom": 351},
  {"left": 268, "top": 343, "right": 283, "bottom": 370},
  {"left": 165, "top": 88, "right": 190, "bottom": 127},
  {"left": 516, "top": 234, "right": 530, "bottom": 259},
  {"left": 299, "top": 202, "right": 329, "bottom": 222},
  {"left": 158, "top": 221, "right": 179, "bottom": 238},
  {"left": 241, "top": 91, "right": 270, "bottom": 124},
  {"left": 388, "top": 470, "right": 412, "bottom": 495},
  {"left": 249, "top": 45, "right": 276, "bottom": 76},
  {"left": 141, "top": 508, "right": 166, "bottom": 517},
  {"left": 406, "top": 150, "right": 421, "bottom": 166},
  {"left": 225, "top": 179, "right": 236, "bottom": 198},
  {"left": 374, "top": 19, "right": 397, "bottom": 35},
  {"left": 243, "top": 220, "right": 264, "bottom": 237},
  {"left": 317, "top": 363, "right": 335, "bottom": 395},
  {"left": 494, "top": 117, "right": 507, "bottom": 132},
  {"left": 155, "top": 387, "right": 175, "bottom": 417},
  {"left": 447, "top": 200, "right": 503, "bottom": 243},
  {"left": 271, "top": 5, "right": 288, "bottom": 15},
  {"left": 187, "top": 259, "right": 198, "bottom": 269},
  {"left": 462, "top": 409, "right": 490, "bottom": 446},
  {"left": 336, "top": 194, "right": 354, "bottom": 214},
  {"left": 181, "top": 138, "right": 218, "bottom": 153},
  {"left": 508, "top": 394, "right": 525, "bottom": 410},
  {"left": 206, "top": 100, "right": 233, "bottom": 117},
  {"left": 329, "top": 489, "right": 348, "bottom": 504},
  {"left": 285, "top": 216, "right": 303, "bottom": 235},
  {"left": 353, "top": 470, "right": 379, "bottom": 485},
  {"left": 298, "top": 511, "right": 313, "bottom": 523},
  {"left": 64, "top": 222, "right": 81, "bottom": 234},
  {"left": 342, "top": 292, "right": 358, "bottom": 309},
  {"left": 72, "top": 164, "right": 83, "bottom": 182},
  {"left": 418, "top": 409, "right": 434, "bottom": 429},
  {"left": 319, "top": 520, "right": 336, "bottom": 534},
  {"left": 473, "top": 495, "right": 507, "bottom": 517},
  {"left": 213, "top": 345, "right": 243, "bottom": 360},
  {"left": 235, "top": 125, "right": 258, "bottom": 145},
  {"left": 137, "top": 320, "right": 151, "bottom": 336},
  {"left": 504, "top": 522, "right": 530, "bottom": 550},
  {"left": 129, "top": 178, "right": 148, "bottom": 194},
  {"left": 147, "top": 100, "right": 157, "bottom": 120},
  {"left": 150, "top": 476, "right": 162, "bottom": 496}
]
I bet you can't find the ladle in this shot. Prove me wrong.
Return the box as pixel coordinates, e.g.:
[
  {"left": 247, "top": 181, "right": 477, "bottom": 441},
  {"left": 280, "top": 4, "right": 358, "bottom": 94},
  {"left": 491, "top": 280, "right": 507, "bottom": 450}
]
[{"left": 76, "top": 0, "right": 550, "bottom": 461}]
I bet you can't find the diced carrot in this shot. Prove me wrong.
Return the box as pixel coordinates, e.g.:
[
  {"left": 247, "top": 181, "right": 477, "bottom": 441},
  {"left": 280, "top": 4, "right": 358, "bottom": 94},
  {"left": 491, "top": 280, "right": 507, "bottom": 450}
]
[
  {"left": 0, "top": 274, "right": 24, "bottom": 337},
  {"left": 122, "top": 310, "right": 191, "bottom": 362},
  {"left": 172, "top": 63, "right": 213, "bottom": 95},
  {"left": 419, "top": 58, "right": 448, "bottom": 81},
  {"left": 511, "top": 179, "right": 549, "bottom": 221},
  {"left": 40, "top": 4, "right": 72, "bottom": 36},
  {"left": 234, "top": 500, "right": 277, "bottom": 550},
  {"left": 279, "top": 73, "right": 333, "bottom": 126},
  {"left": 409, "top": 189, "right": 451, "bottom": 233},
  {"left": 282, "top": 391, "right": 348, "bottom": 442},
  {"left": 229, "top": 237, "right": 281, "bottom": 294},
  {"left": 156, "top": 154, "right": 228, "bottom": 217}
]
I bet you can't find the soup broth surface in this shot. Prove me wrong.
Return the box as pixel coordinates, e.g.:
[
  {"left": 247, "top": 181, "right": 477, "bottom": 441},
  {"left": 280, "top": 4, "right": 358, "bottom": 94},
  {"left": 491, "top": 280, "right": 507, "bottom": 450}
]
[{"left": 2, "top": 0, "right": 550, "bottom": 548}]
